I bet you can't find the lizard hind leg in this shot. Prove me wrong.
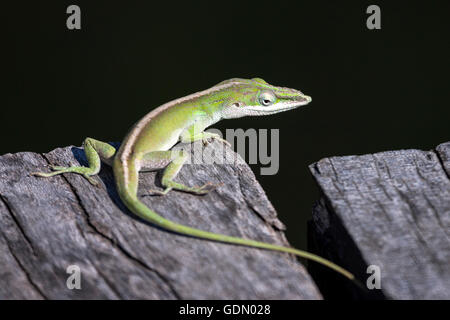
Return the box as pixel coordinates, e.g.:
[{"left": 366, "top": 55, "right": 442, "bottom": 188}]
[
  {"left": 142, "top": 150, "right": 219, "bottom": 196},
  {"left": 31, "top": 138, "right": 116, "bottom": 186}
]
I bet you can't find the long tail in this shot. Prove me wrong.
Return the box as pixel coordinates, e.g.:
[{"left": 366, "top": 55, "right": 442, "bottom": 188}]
[{"left": 119, "top": 188, "right": 356, "bottom": 282}]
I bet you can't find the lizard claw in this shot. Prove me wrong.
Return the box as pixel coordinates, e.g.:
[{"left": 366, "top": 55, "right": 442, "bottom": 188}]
[
  {"left": 195, "top": 181, "right": 223, "bottom": 193},
  {"left": 202, "top": 135, "right": 231, "bottom": 147},
  {"left": 147, "top": 187, "right": 172, "bottom": 196},
  {"left": 217, "top": 138, "right": 231, "bottom": 147},
  {"left": 30, "top": 171, "right": 49, "bottom": 177},
  {"left": 50, "top": 165, "right": 66, "bottom": 171}
]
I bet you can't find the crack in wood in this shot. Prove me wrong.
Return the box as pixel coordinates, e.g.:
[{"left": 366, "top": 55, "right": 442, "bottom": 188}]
[
  {"left": 39, "top": 153, "right": 182, "bottom": 300},
  {"left": 0, "top": 193, "right": 37, "bottom": 256},
  {"left": 3, "top": 239, "right": 47, "bottom": 299}
]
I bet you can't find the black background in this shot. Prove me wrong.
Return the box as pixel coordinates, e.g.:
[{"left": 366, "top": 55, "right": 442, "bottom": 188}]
[{"left": 4, "top": 1, "right": 450, "bottom": 249}]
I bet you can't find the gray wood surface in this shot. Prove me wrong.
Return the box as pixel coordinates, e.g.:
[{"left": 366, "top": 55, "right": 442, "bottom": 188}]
[
  {"left": 308, "top": 142, "right": 450, "bottom": 299},
  {"left": 0, "top": 141, "right": 321, "bottom": 300}
]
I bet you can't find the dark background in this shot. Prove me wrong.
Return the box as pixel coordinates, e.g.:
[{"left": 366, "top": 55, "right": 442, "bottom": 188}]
[{"left": 4, "top": 1, "right": 449, "bottom": 249}]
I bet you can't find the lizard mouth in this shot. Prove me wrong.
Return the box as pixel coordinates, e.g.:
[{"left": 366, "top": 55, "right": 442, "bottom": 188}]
[{"left": 246, "top": 99, "right": 311, "bottom": 114}]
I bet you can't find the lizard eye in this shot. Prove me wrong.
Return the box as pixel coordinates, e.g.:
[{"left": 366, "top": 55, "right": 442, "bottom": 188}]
[{"left": 258, "top": 91, "right": 275, "bottom": 106}]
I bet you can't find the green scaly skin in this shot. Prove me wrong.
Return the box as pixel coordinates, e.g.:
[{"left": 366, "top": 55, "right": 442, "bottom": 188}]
[{"left": 32, "top": 78, "right": 356, "bottom": 283}]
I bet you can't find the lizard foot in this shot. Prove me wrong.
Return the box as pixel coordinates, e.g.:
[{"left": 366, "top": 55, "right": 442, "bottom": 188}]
[
  {"left": 31, "top": 165, "right": 99, "bottom": 186},
  {"left": 202, "top": 134, "right": 231, "bottom": 147}
]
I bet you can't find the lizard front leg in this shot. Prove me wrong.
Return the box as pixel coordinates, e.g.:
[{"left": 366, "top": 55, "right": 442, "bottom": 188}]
[
  {"left": 140, "top": 150, "right": 219, "bottom": 196},
  {"left": 179, "top": 124, "right": 231, "bottom": 147},
  {"left": 31, "top": 138, "right": 116, "bottom": 186},
  {"left": 181, "top": 131, "right": 231, "bottom": 147}
]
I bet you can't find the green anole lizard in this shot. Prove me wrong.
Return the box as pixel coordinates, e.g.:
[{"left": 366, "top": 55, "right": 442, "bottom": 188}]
[{"left": 32, "top": 78, "right": 355, "bottom": 282}]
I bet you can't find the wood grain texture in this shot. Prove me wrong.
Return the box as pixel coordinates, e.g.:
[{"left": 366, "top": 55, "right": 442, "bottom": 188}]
[
  {"left": 308, "top": 142, "right": 450, "bottom": 300},
  {"left": 0, "top": 141, "right": 321, "bottom": 300}
]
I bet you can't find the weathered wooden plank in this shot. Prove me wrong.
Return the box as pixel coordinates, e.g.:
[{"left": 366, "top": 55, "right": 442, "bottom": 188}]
[
  {"left": 0, "top": 141, "right": 321, "bottom": 300},
  {"left": 308, "top": 142, "right": 450, "bottom": 299}
]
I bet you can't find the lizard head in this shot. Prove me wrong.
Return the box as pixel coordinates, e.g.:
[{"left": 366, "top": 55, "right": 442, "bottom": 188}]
[{"left": 218, "top": 78, "right": 312, "bottom": 119}]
